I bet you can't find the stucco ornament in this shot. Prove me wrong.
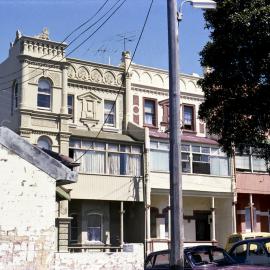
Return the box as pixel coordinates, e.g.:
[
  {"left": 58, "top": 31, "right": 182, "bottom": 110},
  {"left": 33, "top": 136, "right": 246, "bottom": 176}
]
[
  {"left": 104, "top": 72, "right": 115, "bottom": 85},
  {"left": 35, "top": 27, "right": 50, "bottom": 40},
  {"left": 77, "top": 67, "right": 89, "bottom": 81},
  {"left": 67, "top": 66, "right": 76, "bottom": 79},
  {"left": 91, "top": 69, "right": 102, "bottom": 83},
  {"left": 117, "top": 74, "right": 123, "bottom": 86}
]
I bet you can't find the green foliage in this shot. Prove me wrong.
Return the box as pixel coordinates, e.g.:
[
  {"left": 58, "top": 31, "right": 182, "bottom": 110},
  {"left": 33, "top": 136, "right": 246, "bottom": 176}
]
[{"left": 198, "top": 0, "right": 270, "bottom": 168}]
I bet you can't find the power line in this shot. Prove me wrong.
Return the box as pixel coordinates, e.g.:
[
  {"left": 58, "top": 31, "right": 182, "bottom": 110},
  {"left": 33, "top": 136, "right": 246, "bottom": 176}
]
[
  {"left": 0, "top": 0, "right": 127, "bottom": 92},
  {"left": 74, "top": 0, "right": 154, "bottom": 163},
  {"left": 0, "top": 0, "right": 110, "bottom": 81}
]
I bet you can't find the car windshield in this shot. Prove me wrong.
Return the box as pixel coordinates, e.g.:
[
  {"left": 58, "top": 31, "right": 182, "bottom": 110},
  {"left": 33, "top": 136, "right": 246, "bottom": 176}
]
[{"left": 189, "top": 248, "right": 235, "bottom": 266}]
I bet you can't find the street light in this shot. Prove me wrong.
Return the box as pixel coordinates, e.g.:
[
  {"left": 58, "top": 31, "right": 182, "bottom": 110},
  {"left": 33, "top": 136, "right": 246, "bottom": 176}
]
[{"left": 167, "top": 1, "right": 216, "bottom": 269}]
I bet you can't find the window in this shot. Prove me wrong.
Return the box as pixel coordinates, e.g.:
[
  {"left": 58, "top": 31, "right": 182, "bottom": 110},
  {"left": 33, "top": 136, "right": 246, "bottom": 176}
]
[
  {"left": 150, "top": 141, "right": 169, "bottom": 172},
  {"left": 37, "top": 136, "right": 52, "bottom": 150},
  {"left": 70, "top": 213, "right": 79, "bottom": 243},
  {"left": 87, "top": 213, "right": 102, "bottom": 242},
  {"left": 183, "top": 105, "right": 195, "bottom": 131},
  {"left": 144, "top": 99, "right": 157, "bottom": 126},
  {"left": 68, "top": 94, "right": 74, "bottom": 116},
  {"left": 150, "top": 207, "right": 159, "bottom": 238},
  {"left": 11, "top": 81, "right": 19, "bottom": 113},
  {"left": 37, "top": 79, "right": 51, "bottom": 109},
  {"left": 104, "top": 100, "right": 115, "bottom": 126},
  {"left": 150, "top": 141, "right": 230, "bottom": 176},
  {"left": 236, "top": 149, "right": 267, "bottom": 173},
  {"left": 70, "top": 139, "right": 142, "bottom": 176}
]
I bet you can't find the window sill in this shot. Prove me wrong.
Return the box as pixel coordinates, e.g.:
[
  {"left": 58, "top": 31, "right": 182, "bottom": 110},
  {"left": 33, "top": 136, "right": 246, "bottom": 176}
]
[
  {"left": 143, "top": 124, "right": 158, "bottom": 130},
  {"left": 102, "top": 126, "right": 119, "bottom": 133},
  {"left": 78, "top": 172, "right": 142, "bottom": 178},
  {"left": 182, "top": 130, "right": 197, "bottom": 134},
  {"left": 37, "top": 107, "right": 51, "bottom": 111}
]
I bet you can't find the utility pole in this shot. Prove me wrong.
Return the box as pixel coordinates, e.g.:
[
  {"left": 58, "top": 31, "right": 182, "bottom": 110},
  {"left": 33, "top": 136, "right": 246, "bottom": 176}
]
[{"left": 167, "top": 0, "right": 184, "bottom": 269}]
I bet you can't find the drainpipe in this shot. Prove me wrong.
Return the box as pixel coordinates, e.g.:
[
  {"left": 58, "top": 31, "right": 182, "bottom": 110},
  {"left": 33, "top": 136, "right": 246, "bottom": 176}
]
[{"left": 211, "top": 197, "right": 216, "bottom": 242}]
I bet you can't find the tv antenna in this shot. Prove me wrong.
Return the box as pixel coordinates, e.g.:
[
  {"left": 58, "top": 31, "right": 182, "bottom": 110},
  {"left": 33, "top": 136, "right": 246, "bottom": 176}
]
[
  {"left": 94, "top": 45, "right": 118, "bottom": 65},
  {"left": 116, "top": 32, "right": 136, "bottom": 51}
]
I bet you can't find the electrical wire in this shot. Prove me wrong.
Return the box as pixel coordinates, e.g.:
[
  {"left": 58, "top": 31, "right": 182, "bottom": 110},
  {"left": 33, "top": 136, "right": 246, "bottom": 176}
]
[
  {"left": 0, "top": 0, "right": 127, "bottom": 92},
  {"left": 74, "top": 0, "right": 154, "bottom": 163},
  {"left": 0, "top": 0, "right": 110, "bottom": 81}
]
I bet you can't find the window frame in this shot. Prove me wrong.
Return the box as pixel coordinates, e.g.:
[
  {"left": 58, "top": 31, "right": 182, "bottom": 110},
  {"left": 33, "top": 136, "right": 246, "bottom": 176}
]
[
  {"left": 150, "top": 141, "right": 230, "bottom": 176},
  {"left": 143, "top": 98, "right": 158, "bottom": 128},
  {"left": 182, "top": 104, "right": 196, "bottom": 132},
  {"left": 37, "top": 136, "right": 52, "bottom": 150},
  {"left": 11, "top": 81, "right": 19, "bottom": 114},
  {"left": 104, "top": 100, "right": 116, "bottom": 127},
  {"left": 70, "top": 213, "right": 80, "bottom": 244},
  {"left": 68, "top": 94, "right": 74, "bottom": 117},
  {"left": 87, "top": 213, "right": 103, "bottom": 243},
  {"left": 70, "top": 139, "right": 142, "bottom": 176},
  {"left": 37, "top": 78, "right": 52, "bottom": 110}
]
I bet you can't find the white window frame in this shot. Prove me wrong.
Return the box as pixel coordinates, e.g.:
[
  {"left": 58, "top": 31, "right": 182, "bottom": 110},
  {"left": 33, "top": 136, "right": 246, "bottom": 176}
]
[
  {"left": 150, "top": 141, "right": 230, "bottom": 176},
  {"left": 87, "top": 213, "right": 103, "bottom": 243},
  {"left": 70, "top": 139, "right": 142, "bottom": 176},
  {"left": 104, "top": 100, "right": 116, "bottom": 127},
  {"left": 37, "top": 78, "right": 52, "bottom": 110}
]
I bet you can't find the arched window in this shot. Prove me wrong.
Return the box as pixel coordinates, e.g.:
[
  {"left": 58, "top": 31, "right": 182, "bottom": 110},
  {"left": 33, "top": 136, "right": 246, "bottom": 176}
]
[
  {"left": 37, "top": 79, "right": 51, "bottom": 109},
  {"left": 87, "top": 213, "right": 102, "bottom": 242},
  {"left": 11, "top": 81, "right": 19, "bottom": 113},
  {"left": 37, "top": 136, "right": 52, "bottom": 150}
]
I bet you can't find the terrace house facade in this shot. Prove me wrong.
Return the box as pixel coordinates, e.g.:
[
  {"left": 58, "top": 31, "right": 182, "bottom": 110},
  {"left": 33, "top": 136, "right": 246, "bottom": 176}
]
[
  {"left": 126, "top": 61, "right": 234, "bottom": 250},
  {"left": 1, "top": 29, "right": 261, "bottom": 252}
]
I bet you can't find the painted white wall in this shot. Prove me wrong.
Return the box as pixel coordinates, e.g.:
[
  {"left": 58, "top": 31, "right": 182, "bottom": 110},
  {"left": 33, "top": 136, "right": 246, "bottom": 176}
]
[{"left": 0, "top": 144, "right": 56, "bottom": 269}]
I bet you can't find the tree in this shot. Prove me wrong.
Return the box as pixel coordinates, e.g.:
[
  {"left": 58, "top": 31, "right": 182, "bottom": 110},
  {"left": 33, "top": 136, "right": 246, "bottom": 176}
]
[{"left": 198, "top": 0, "right": 270, "bottom": 169}]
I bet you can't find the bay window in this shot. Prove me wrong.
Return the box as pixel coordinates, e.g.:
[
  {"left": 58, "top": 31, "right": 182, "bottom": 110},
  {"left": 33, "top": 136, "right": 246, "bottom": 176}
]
[
  {"left": 150, "top": 141, "right": 230, "bottom": 176},
  {"left": 70, "top": 139, "right": 142, "bottom": 176},
  {"left": 235, "top": 149, "right": 267, "bottom": 172}
]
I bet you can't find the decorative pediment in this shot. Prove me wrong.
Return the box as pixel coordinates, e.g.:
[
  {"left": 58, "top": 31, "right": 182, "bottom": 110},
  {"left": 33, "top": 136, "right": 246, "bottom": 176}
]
[
  {"left": 77, "top": 92, "right": 102, "bottom": 102},
  {"left": 77, "top": 92, "right": 102, "bottom": 130}
]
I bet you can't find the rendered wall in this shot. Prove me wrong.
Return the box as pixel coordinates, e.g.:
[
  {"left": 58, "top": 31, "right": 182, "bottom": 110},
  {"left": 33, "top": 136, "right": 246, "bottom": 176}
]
[
  {"left": 0, "top": 144, "right": 56, "bottom": 270},
  {"left": 54, "top": 243, "right": 144, "bottom": 270}
]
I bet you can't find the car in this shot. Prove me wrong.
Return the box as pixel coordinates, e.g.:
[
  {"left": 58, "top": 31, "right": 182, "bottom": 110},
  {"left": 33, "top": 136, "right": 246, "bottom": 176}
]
[
  {"left": 145, "top": 245, "right": 270, "bottom": 269},
  {"left": 228, "top": 237, "right": 270, "bottom": 266},
  {"left": 225, "top": 232, "right": 270, "bottom": 251}
]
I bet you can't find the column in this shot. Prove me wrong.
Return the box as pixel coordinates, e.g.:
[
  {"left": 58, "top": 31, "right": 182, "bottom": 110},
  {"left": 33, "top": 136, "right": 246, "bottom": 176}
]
[
  {"left": 249, "top": 193, "right": 254, "bottom": 232},
  {"left": 60, "top": 65, "right": 68, "bottom": 114},
  {"left": 168, "top": 195, "right": 171, "bottom": 240},
  {"left": 211, "top": 197, "right": 216, "bottom": 242},
  {"left": 144, "top": 128, "right": 151, "bottom": 253},
  {"left": 121, "top": 51, "right": 132, "bottom": 129},
  {"left": 232, "top": 201, "right": 237, "bottom": 233},
  {"left": 57, "top": 200, "right": 72, "bottom": 252}
]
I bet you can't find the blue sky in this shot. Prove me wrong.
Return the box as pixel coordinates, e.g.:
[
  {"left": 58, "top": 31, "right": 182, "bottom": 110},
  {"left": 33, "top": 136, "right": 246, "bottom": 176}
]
[{"left": 0, "top": 0, "right": 212, "bottom": 75}]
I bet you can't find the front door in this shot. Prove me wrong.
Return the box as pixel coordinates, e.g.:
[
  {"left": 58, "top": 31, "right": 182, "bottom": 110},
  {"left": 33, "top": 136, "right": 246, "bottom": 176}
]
[{"left": 194, "top": 211, "right": 211, "bottom": 241}]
